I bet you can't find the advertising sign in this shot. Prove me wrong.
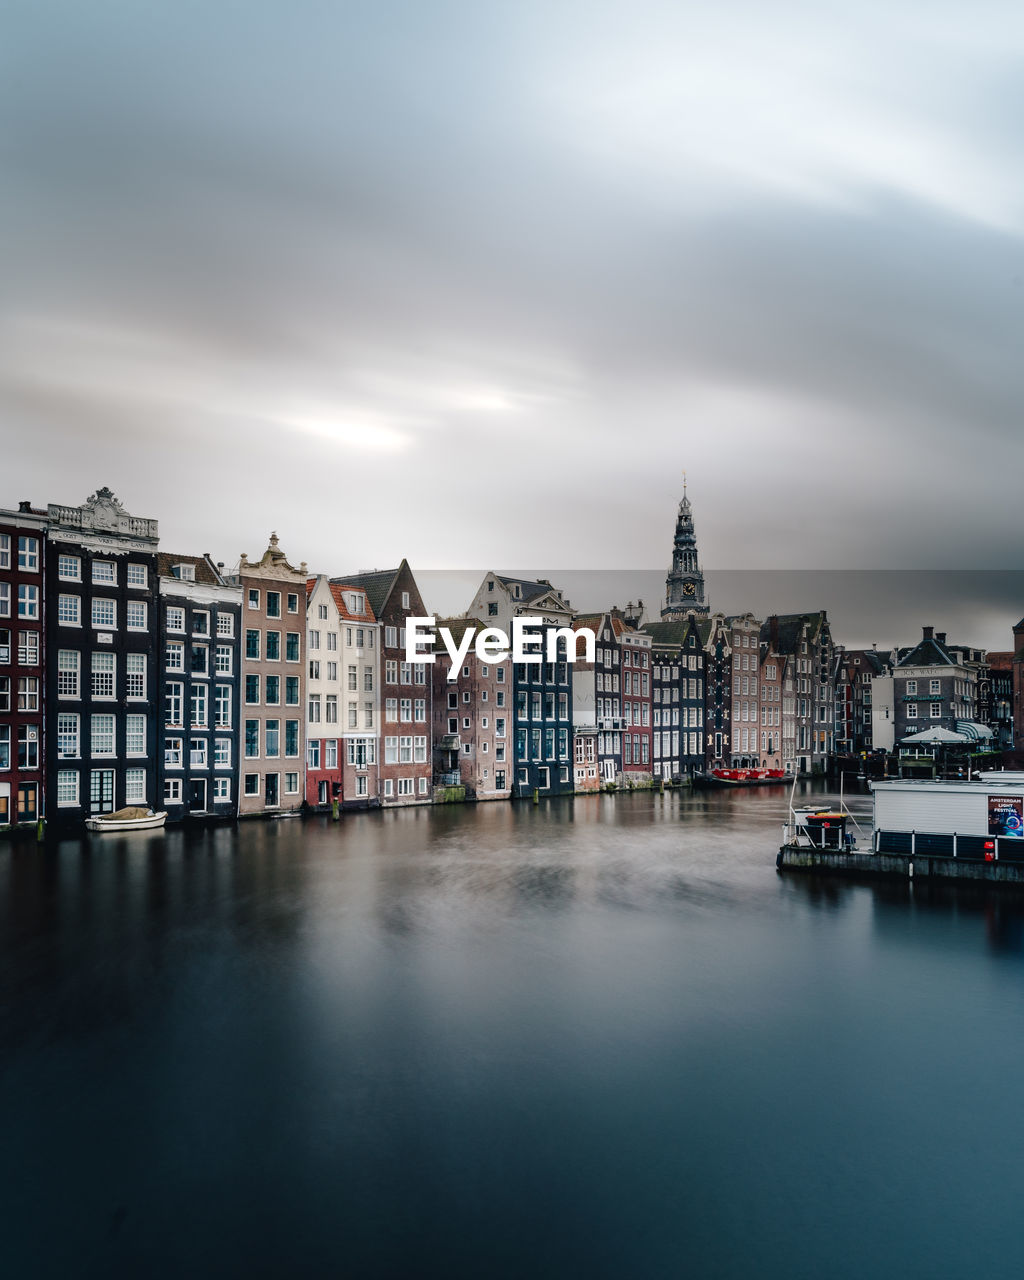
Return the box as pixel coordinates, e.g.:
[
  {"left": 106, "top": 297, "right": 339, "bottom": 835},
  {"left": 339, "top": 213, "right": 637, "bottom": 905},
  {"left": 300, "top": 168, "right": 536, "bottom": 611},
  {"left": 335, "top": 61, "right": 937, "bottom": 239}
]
[{"left": 987, "top": 795, "right": 1024, "bottom": 839}]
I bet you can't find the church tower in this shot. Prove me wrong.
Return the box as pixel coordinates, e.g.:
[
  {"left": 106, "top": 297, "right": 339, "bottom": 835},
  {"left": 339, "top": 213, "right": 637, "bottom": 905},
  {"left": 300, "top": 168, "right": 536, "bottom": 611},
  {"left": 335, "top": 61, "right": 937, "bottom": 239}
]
[{"left": 662, "top": 476, "right": 709, "bottom": 619}]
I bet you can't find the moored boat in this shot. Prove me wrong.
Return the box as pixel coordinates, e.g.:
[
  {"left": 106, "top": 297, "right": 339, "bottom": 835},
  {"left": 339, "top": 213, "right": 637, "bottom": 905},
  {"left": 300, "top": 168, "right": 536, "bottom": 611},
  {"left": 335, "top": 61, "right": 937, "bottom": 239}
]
[
  {"left": 85, "top": 807, "right": 168, "bottom": 833},
  {"left": 694, "top": 767, "right": 788, "bottom": 788}
]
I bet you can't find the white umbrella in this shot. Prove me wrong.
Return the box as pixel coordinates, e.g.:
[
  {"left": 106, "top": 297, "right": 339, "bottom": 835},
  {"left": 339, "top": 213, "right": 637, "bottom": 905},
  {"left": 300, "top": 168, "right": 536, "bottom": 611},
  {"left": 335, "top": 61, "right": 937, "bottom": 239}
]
[{"left": 900, "top": 726, "right": 969, "bottom": 744}]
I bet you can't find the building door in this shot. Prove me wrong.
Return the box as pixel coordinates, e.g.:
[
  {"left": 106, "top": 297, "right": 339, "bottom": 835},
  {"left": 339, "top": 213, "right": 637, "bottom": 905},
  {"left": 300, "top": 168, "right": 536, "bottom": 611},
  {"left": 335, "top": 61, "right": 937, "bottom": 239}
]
[
  {"left": 17, "top": 783, "right": 38, "bottom": 823},
  {"left": 265, "top": 772, "right": 279, "bottom": 807},
  {"left": 318, "top": 780, "right": 329, "bottom": 806},
  {"left": 190, "top": 779, "right": 207, "bottom": 812},
  {"left": 90, "top": 770, "right": 115, "bottom": 814}
]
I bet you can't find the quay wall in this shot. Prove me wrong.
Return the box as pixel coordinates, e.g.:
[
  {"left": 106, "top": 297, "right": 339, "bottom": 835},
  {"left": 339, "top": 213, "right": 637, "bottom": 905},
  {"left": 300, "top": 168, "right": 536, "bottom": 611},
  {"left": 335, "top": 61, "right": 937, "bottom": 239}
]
[{"left": 777, "top": 846, "right": 1024, "bottom": 885}]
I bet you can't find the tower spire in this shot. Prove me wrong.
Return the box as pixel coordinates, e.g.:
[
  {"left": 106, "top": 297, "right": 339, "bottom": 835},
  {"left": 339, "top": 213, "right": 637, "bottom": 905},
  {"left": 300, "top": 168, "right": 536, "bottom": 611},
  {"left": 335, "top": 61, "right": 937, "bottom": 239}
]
[{"left": 662, "top": 476, "right": 708, "bottom": 619}]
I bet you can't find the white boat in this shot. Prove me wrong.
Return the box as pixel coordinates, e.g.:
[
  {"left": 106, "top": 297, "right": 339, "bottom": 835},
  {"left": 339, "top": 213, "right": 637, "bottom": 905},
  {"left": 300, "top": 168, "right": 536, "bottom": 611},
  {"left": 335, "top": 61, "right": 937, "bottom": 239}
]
[{"left": 85, "top": 807, "right": 168, "bottom": 833}]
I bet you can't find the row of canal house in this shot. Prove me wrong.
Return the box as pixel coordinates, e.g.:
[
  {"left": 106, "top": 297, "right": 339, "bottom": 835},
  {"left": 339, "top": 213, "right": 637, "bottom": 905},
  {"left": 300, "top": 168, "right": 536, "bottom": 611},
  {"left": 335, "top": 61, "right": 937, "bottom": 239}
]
[
  {"left": 0, "top": 485, "right": 446, "bottom": 829},
  {"left": 0, "top": 479, "right": 866, "bottom": 832}
]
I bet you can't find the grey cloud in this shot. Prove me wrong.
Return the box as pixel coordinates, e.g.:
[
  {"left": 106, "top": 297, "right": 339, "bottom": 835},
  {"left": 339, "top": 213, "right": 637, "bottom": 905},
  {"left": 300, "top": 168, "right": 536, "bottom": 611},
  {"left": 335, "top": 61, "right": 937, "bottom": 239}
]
[{"left": 3, "top": 0, "right": 1024, "bottom": 599}]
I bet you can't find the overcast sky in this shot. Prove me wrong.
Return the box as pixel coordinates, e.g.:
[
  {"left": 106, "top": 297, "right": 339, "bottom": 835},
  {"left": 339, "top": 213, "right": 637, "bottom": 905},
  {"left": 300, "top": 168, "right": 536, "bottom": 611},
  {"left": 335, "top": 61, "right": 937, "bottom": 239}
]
[{"left": 3, "top": 2, "right": 1023, "bottom": 631}]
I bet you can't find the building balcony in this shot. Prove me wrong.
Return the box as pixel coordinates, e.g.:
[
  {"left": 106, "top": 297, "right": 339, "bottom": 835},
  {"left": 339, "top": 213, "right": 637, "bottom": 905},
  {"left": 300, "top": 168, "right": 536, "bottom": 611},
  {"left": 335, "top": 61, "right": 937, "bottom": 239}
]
[
  {"left": 597, "top": 718, "right": 625, "bottom": 731},
  {"left": 440, "top": 734, "right": 461, "bottom": 750},
  {"left": 436, "top": 770, "right": 462, "bottom": 787}
]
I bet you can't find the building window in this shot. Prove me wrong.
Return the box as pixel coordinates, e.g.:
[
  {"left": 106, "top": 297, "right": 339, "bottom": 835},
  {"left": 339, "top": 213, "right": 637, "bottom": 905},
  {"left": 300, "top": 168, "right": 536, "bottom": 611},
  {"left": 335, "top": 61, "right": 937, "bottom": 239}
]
[
  {"left": 190, "top": 684, "right": 208, "bottom": 728},
  {"left": 190, "top": 740, "right": 208, "bottom": 769},
  {"left": 309, "top": 694, "right": 322, "bottom": 723},
  {"left": 125, "top": 714, "right": 146, "bottom": 756},
  {"left": 285, "top": 720, "right": 299, "bottom": 756},
  {"left": 92, "top": 652, "right": 115, "bottom": 699},
  {"left": 906, "top": 680, "right": 917, "bottom": 695},
  {"left": 57, "top": 649, "right": 80, "bottom": 698},
  {"left": 57, "top": 712, "right": 80, "bottom": 759},
  {"left": 286, "top": 633, "right": 300, "bottom": 662},
  {"left": 165, "top": 736, "right": 183, "bottom": 767},
  {"left": 285, "top": 772, "right": 299, "bottom": 794},
  {"left": 248, "top": 589, "right": 260, "bottom": 610},
  {"left": 287, "top": 593, "right": 299, "bottom": 614},
  {"left": 907, "top": 704, "right": 918, "bottom": 719},
  {"left": 213, "top": 777, "right": 231, "bottom": 802},
  {"left": 127, "top": 563, "right": 148, "bottom": 588},
  {"left": 18, "top": 585, "right": 39, "bottom": 619},
  {"left": 309, "top": 660, "right": 320, "bottom": 680},
  {"left": 930, "top": 703, "right": 942, "bottom": 718},
  {"left": 166, "top": 641, "right": 185, "bottom": 672},
  {"left": 91, "top": 598, "right": 115, "bottom": 629},
  {"left": 167, "top": 606, "right": 186, "bottom": 633},
  {"left": 58, "top": 554, "right": 81, "bottom": 581},
  {"left": 245, "top": 673, "right": 260, "bottom": 704},
  {"left": 266, "top": 592, "right": 281, "bottom": 619},
  {"left": 215, "top": 644, "right": 233, "bottom": 675},
  {"left": 265, "top": 631, "right": 281, "bottom": 661},
  {"left": 243, "top": 773, "right": 260, "bottom": 796},
  {"left": 308, "top": 629, "right": 320, "bottom": 650},
  {"left": 57, "top": 594, "right": 80, "bottom": 627},
  {"left": 216, "top": 613, "right": 235, "bottom": 638},
  {"left": 0, "top": 583, "right": 8, "bottom": 617},
  {"left": 245, "top": 629, "right": 260, "bottom": 660},
  {"left": 125, "top": 769, "right": 147, "bottom": 804},
  {"left": 264, "top": 674, "right": 279, "bottom": 705},
  {"left": 285, "top": 677, "right": 299, "bottom": 706},
  {"left": 307, "top": 740, "right": 320, "bottom": 770},
  {"left": 325, "top": 695, "right": 338, "bottom": 723},
  {"left": 92, "top": 560, "right": 116, "bottom": 584},
  {"left": 57, "top": 770, "right": 80, "bottom": 807},
  {"left": 245, "top": 720, "right": 260, "bottom": 757},
  {"left": 165, "top": 778, "right": 183, "bottom": 804},
  {"left": 126, "top": 653, "right": 146, "bottom": 699},
  {"left": 191, "top": 646, "right": 209, "bottom": 677},
  {"left": 0, "top": 724, "right": 8, "bottom": 769},
  {"left": 91, "top": 714, "right": 115, "bottom": 756},
  {"left": 166, "top": 682, "right": 184, "bottom": 726}
]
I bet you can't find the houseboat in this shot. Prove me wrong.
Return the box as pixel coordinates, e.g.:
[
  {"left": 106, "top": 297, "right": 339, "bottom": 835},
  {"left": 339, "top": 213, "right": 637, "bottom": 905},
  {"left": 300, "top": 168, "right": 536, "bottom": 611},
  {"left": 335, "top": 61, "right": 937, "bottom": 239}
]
[{"left": 778, "top": 774, "right": 1024, "bottom": 883}]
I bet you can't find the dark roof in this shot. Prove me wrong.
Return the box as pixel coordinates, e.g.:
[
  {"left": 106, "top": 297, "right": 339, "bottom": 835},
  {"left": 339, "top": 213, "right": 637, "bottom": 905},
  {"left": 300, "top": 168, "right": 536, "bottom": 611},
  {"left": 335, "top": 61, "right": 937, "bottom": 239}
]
[
  {"left": 759, "top": 612, "right": 827, "bottom": 653},
  {"left": 988, "top": 650, "right": 1013, "bottom": 672},
  {"left": 157, "top": 552, "right": 220, "bottom": 585},
  {"left": 896, "top": 637, "right": 955, "bottom": 668},
  {"left": 497, "top": 576, "right": 549, "bottom": 603},
  {"left": 331, "top": 567, "right": 400, "bottom": 618},
  {"left": 643, "top": 620, "right": 691, "bottom": 646}
]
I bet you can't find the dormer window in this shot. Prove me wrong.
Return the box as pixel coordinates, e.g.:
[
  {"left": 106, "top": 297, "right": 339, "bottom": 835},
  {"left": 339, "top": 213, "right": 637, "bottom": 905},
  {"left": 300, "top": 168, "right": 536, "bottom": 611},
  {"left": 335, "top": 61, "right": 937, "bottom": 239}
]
[
  {"left": 512, "top": 584, "right": 521, "bottom": 599},
  {"left": 173, "top": 563, "right": 195, "bottom": 582},
  {"left": 346, "top": 592, "right": 365, "bottom": 614}
]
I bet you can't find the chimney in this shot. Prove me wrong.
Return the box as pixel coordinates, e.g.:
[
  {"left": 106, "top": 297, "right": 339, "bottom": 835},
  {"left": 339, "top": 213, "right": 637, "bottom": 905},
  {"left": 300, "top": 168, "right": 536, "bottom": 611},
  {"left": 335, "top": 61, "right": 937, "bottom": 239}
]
[
  {"left": 935, "top": 631, "right": 947, "bottom": 646},
  {"left": 18, "top": 500, "right": 31, "bottom": 513},
  {"left": 922, "top": 626, "right": 934, "bottom": 641}
]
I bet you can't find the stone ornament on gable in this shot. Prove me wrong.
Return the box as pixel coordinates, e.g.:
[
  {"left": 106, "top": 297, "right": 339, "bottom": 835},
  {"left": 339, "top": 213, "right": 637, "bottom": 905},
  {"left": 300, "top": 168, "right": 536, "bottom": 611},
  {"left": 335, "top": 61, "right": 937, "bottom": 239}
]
[{"left": 85, "top": 487, "right": 129, "bottom": 531}]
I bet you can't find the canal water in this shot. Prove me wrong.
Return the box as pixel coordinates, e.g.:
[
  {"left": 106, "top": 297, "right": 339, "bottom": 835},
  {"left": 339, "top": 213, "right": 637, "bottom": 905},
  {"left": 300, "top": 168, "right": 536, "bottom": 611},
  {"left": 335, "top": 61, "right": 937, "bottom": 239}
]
[{"left": 2, "top": 783, "right": 1023, "bottom": 1279}]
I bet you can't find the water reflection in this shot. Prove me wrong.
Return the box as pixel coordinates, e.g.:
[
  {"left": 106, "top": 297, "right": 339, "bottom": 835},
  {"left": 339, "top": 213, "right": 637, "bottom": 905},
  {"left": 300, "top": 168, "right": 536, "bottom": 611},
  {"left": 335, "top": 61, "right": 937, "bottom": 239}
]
[{"left": 3, "top": 786, "right": 1024, "bottom": 1279}]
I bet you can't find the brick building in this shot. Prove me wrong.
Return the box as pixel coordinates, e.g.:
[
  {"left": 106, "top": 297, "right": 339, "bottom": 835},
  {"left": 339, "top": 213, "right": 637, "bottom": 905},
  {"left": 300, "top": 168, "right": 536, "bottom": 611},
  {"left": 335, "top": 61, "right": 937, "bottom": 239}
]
[
  {"left": 233, "top": 534, "right": 308, "bottom": 816},
  {"left": 0, "top": 502, "right": 48, "bottom": 826},
  {"left": 335, "top": 561, "right": 432, "bottom": 804}
]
